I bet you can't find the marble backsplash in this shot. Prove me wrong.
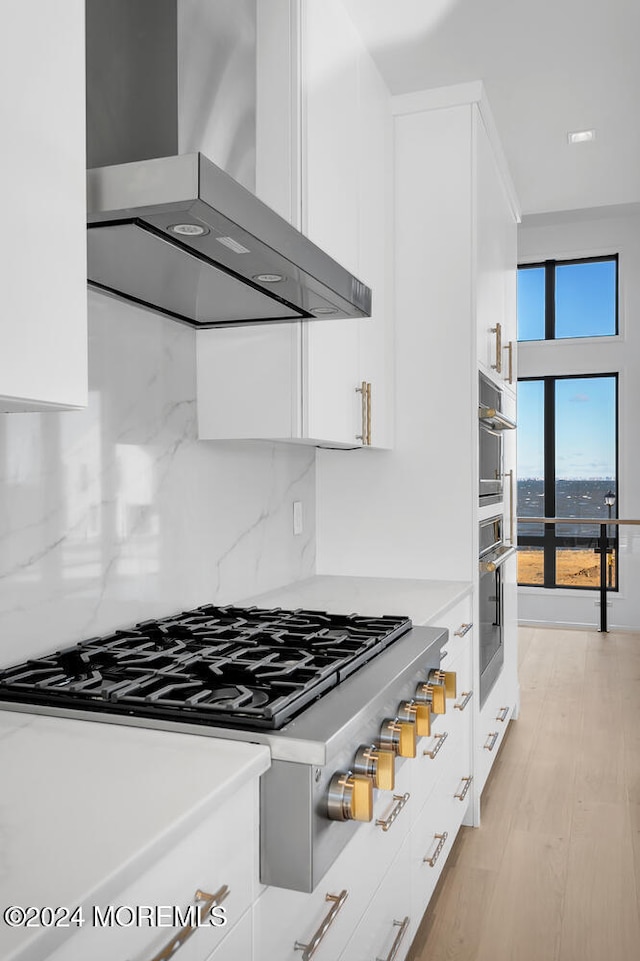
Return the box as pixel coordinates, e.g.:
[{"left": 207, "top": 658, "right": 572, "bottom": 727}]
[{"left": 0, "top": 291, "right": 315, "bottom": 666}]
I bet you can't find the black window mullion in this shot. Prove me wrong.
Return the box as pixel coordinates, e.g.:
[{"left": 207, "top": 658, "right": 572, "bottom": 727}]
[
  {"left": 543, "top": 377, "right": 556, "bottom": 588},
  {"left": 545, "top": 260, "right": 555, "bottom": 340}
]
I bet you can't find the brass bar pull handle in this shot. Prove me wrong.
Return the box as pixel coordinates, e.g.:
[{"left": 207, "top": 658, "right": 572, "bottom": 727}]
[
  {"left": 506, "top": 340, "right": 514, "bottom": 384},
  {"left": 294, "top": 890, "right": 348, "bottom": 960},
  {"left": 376, "top": 916, "right": 410, "bottom": 961},
  {"left": 496, "top": 706, "right": 510, "bottom": 722},
  {"left": 366, "top": 381, "right": 372, "bottom": 445},
  {"left": 491, "top": 322, "right": 502, "bottom": 373},
  {"left": 147, "top": 885, "right": 229, "bottom": 961},
  {"left": 504, "top": 468, "right": 515, "bottom": 545},
  {"left": 424, "top": 831, "right": 449, "bottom": 867},
  {"left": 423, "top": 731, "right": 448, "bottom": 759},
  {"left": 376, "top": 792, "right": 410, "bottom": 832},
  {"left": 355, "top": 381, "right": 367, "bottom": 442},
  {"left": 454, "top": 775, "right": 473, "bottom": 801},
  {"left": 484, "top": 731, "right": 499, "bottom": 752},
  {"left": 454, "top": 690, "right": 473, "bottom": 711},
  {"left": 453, "top": 622, "right": 473, "bottom": 637}
]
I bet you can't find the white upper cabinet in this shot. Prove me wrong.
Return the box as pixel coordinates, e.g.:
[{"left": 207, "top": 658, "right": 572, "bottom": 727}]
[
  {"left": 475, "top": 110, "right": 518, "bottom": 393},
  {"left": 197, "top": 0, "right": 394, "bottom": 449},
  {"left": 0, "top": 0, "right": 87, "bottom": 412}
]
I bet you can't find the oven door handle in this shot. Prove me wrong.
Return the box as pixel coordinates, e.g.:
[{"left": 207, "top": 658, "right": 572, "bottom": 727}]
[
  {"left": 479, "top": 545, "right": 517, "bottom": 573},
  {"left": 478, "top": 407, "right": 517, "bottom": 431}
]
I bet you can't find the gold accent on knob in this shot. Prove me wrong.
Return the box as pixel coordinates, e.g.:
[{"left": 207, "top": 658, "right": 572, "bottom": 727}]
[
  {"left": 375, "top": 748, "right": 395, "bottom": 790},
  {"left": 413, "top": 702, "right": 431, "bottom": 737},
  {"left": 443, "top": 671, "right": 457, "bottom": 699},
  {"left": 426, "top": 671, "right": 447, "bottom": 714},
  {"left": 398, "top": 721, "right": 416, "bottom": 758},
  {"left": 351, "top": 774, "right": 373, "bottom": 821}
]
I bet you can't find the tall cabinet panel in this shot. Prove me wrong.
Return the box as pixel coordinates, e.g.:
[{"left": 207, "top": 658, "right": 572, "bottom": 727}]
[
  {"left": 316, "top": 84, "right": 520, "bottom": 822},
  {"left": 0, "top": 0, "right": 87, "bottom": 412}
]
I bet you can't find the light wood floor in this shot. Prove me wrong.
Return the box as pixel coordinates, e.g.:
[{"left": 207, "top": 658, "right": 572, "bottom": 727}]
[{"left": 408, "top": 626, "right": 640, "bottom": 961}]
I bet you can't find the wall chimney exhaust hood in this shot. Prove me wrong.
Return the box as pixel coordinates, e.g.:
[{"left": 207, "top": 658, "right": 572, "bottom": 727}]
[{"left": 86, "top": 0, "right": 371, "bottom": 329}]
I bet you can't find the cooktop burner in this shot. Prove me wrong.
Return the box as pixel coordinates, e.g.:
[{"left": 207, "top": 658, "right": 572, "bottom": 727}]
[{"left": 0, "top": 605, "right": 412, "bottom": 729}]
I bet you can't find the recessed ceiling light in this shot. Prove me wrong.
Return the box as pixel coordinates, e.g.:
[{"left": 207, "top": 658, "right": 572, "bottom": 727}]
[
  {"left": 253, "top": 273, "right": 284, "bottom": 283},
  {"left": 568, "top": 129, "right": 596, "bottom": 144},
  {"left": 311, "top": 307, "right": 337, "bottom": 315},
  {"left": 167, "top": 223, "right": 209, "bottom": 237}
]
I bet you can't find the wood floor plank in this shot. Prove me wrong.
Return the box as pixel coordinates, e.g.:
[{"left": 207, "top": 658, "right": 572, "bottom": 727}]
[
  {"left": 407, "top": 627, "right": 640, "bottom": 961},
  {"left": 559, "top": 800, "right": 640, "bottom": 961},
  {"left": 474, "top": 830, "right": 568, "bottom": 961}
]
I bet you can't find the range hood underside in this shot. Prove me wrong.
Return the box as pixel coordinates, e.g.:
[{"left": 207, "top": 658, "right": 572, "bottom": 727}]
[{"left": 87, "top": 154, "right": 371, "bottom": 328}]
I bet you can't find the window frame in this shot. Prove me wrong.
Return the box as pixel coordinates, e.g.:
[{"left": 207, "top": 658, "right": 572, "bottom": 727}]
[
  {"left": 517, "top": 255, "right": 619, "bottom": 342},
  {"left": 517, "top": 372, "right": 619, "bottom": 591}
]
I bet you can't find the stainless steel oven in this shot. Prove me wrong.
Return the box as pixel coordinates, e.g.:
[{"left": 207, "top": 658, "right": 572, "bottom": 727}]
[
  {"left": 479, "top": 373, "right": 516, "bottom": 506},
  {"left": 478, "top": 515, "right": 515, "bottom": 706}
]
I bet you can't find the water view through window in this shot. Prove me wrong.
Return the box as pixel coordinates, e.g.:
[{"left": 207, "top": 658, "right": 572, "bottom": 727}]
[{"left": 517, "top": 375, "right": 617, "bottom": 589}]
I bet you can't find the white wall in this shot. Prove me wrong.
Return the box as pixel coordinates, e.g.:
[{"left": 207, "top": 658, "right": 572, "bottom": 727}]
[
  {"left": 517, "top": 209, "right": 640, "bottom": 631},
  {"left": 0, "top": 292, "right": 315, "bottom": 667}
]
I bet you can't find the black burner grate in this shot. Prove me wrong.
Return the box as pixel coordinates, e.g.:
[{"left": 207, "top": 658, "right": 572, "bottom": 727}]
[{"left": 0, "top": 605, "right": 412, "bottom": 729}]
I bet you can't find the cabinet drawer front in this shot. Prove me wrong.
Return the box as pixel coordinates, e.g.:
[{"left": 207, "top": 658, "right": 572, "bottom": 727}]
[
  {"left": 338, "top": 837, "right": 412, "bottom": 961},
  {"left": 429, "top": 594, "right": 473, "bottom": 665},
  {"left": 48, "top": 782, "right": 258, "bottom": 961},
  {"left": 254, "top": 762, "right": 413, "bottom": 961},
  {"left": 476, "top": 676, "right": 515, "bottom": 795}
]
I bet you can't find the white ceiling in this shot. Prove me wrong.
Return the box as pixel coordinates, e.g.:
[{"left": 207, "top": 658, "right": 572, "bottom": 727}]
[{"left": 342, "top": 0, "right": 640, "bottom": 217}]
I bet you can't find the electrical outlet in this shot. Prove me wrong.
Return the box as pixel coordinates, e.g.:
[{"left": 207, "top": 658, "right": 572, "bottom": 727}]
[{"left": 293, "top": 501, "right": 303, "bottom": 536}]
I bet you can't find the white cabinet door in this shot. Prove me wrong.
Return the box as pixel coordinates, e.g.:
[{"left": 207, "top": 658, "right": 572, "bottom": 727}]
[
  {"left": 46, "top": 780, "right": 259, "bottom": 961},
  {"left": 338, "top": 838, "right": 412, "bottom": 961},
  {"left": 475, "top": 110, "right": 517, "bottom": 393},
  {"left": 0, "top": 0, "right": 87, "bottom": 412},
  {"left": 197, "top": 0, "right": 394, "bottom": 449}
]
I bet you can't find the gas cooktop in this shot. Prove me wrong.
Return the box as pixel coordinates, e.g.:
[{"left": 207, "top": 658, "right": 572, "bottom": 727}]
[{"left": 0, "top": 605, "right": 412, "bottom": 730}]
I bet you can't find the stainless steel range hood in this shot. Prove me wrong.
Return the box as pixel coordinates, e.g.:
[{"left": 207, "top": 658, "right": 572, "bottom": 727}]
[{"left": 86, "top": 0, "right": 371, "bottom": 328}]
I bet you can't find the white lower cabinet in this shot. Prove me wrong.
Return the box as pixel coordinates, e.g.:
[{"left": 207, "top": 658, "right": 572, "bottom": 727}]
[
  {"left": 475, "top": 665, "right": 517, "bottom": 798},
  {"left": 47, "top": 780, "right": 259, "bottom": 961},
  {"left": 338, "top": 836, "right": 412, "bottom": 961}
]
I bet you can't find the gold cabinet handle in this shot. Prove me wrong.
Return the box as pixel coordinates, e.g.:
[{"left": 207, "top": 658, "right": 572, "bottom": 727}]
[
  {"left": 376, "top": 792, "right": 410, "bottom": 832},
  {"left": 491, "top": 322, "right": 502, "bottom": 373},
  {"left": 454, "top": 775, "right": 473, "bottom": 801},
  {"left": 355, "top": 381, "right": 367, "bottom": 443},
  {"left": 506, "top": 469, "right": 515, "bottom": 545},
  {"left": 453, "top": 622, "right": 473, "bottom": 637},
  {"left": 146, "top": 885, "right": 229, "bottom": 961},
  {"left": 506, "top": 340, "right": 514, "bottom": 384},
  {"left": 423, "top": 731, "right": 448, "bottom": 759},
  {"left": 484, "top": 731, "right": 499, "bottom": 752},
  {"left": 355, "top": 381, "right": 372, "bottom": 444},
  {"left": 376, "top": 916, "right": 410, "bottom": 961},
  {"left": 454, "top": 691, "right": 473, "bottom": 712},
  {"left": 294, "top": 890, "right": 348, "bottom": 960},
  {"left": 424, "top": 831, "right": 448, "bottom": 867},
  {"left": 496, "top": 706, "right": 510, "bottom": 723}
]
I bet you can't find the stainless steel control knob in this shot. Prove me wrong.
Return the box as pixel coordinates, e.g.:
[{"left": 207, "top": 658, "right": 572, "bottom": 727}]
[
  {"left": 353, "top": 744, "right": 395, "bottom": 791},
  {"left": 379, "top": 717, "right": 417, "bottom": 758},
  {"left": 327, "top": 771, "right": 373, "bottom": 822},
  {"left": 428, "top": 667, "right": 457, "bottom": 699},
  {"left": 397, "top": 698, "right": 431, "bottom": 737}
]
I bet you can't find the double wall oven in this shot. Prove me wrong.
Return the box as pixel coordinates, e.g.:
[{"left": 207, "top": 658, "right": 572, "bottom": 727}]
[{"left": 478, "top": 373, "right": 516, "bottom": 706}]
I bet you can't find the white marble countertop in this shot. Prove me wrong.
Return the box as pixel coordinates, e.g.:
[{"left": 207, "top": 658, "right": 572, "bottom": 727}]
[
  {"left": 0, "top": 711, "right": 270, "bottom": 961},
  {"left": 242, "top": 575, "right": 472, "bottom": 626}
]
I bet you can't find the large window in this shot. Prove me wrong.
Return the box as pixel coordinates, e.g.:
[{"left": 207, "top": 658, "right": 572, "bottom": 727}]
[
  {"left": 518, "top": 256, "right": 618, "bottom": 341},
  {"left": 518, "top": 374, "right": 618, "bottom": 589}
]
